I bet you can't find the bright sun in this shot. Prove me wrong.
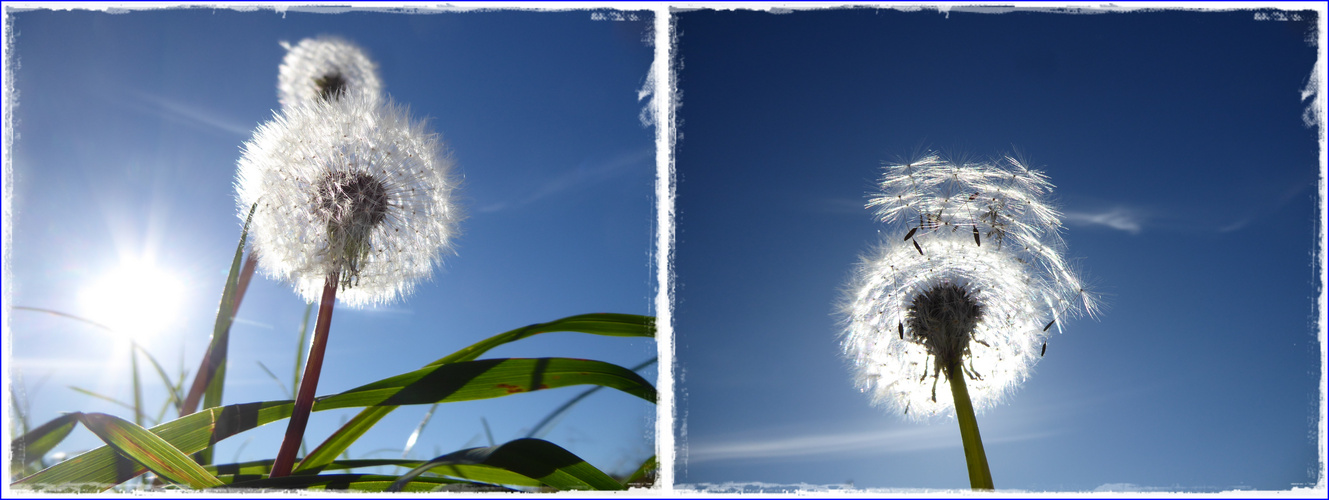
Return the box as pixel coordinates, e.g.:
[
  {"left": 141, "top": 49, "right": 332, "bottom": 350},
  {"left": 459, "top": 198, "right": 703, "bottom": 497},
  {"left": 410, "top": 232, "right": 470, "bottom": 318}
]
[{"left": 79, "top": 259, "right": 186, "bottom": 341}]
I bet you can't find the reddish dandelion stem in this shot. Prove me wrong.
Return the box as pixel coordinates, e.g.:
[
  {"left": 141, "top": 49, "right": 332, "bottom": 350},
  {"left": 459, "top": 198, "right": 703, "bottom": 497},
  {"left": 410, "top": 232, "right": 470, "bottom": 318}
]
[{"left": 270, "top": 273, "right": 339, "bottom": 478}]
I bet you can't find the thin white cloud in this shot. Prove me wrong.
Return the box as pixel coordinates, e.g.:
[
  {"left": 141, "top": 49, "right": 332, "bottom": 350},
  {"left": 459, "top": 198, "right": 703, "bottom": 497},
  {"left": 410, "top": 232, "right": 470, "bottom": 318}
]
[
  {"left": 685, "top": 424, "right": 1053, "bottom": 464},
  {"left": 124, "top": 90, "right": 255, "bottom": 137},
  {"left": 476, "top": 147, "right": 653, "bottom": 213},
  {"left": 1063, "top": 208, "right": 1143, "bottom": 234}
]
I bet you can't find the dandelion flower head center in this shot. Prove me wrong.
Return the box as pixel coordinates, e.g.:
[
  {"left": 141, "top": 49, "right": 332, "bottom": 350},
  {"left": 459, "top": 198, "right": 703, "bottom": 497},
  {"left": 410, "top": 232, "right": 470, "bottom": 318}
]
[
  {"left": 908, "top": 282, "right": 983, "bottom": 374},
  {"left": 278, "top": 36, "right": 382, "bottom": 110},
  {"left": 314, "top": 72, "right": 349, "bottom": 102},
  {"left": 236, "top": 95, "right": 461, "bottom": 307},
  {"left": 313, "top": 170, "right": 391, "bottom": 285},
  {"left": 840, "top": 151, "right": 1099, "bottom": 420}
]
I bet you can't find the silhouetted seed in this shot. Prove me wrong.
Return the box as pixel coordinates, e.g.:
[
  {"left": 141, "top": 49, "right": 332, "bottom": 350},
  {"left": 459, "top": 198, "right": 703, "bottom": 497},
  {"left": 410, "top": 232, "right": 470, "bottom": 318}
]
[
  {"left": 903, "top": 227, "right": 918, "bottom": 241},
  {"left": 912, "top": 239, "right": 923, "bottom": 255},
  {"left": 1041, "top": 342, "right": 1047, "bottom": 357},
  {"left": 1043, "top": 319, "right": 1056, "bottom": 332},
  {"left": 898, "top": 322, "right": 904, "bottom": 339},
  {"left": 973, "top": 225, "right": 981, "bottom": 246}
]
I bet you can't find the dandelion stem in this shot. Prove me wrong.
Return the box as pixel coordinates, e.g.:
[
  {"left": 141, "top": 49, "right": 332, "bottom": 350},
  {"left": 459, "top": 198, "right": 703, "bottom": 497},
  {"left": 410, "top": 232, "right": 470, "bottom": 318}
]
[
  {"left": 948, "top": 360, "right": 994, "bottom": 490},
  {"left": 270, "top": 273, "right": 339, "bottom": 478}
]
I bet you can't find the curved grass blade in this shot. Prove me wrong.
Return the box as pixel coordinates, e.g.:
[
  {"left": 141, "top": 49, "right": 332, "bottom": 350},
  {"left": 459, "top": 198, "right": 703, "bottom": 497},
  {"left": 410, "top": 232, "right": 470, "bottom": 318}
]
[
  {"left": 402, "top": 403, "right": 438, "bottom": 458},
  {"left": 68, "top": 386, "right": 136, "bottom": 412},
  {"left": 256, "top": 361, "right": 290, "bottom": 397},
  {"left": 12, "top": 401, "right": 292, "bottom": 490},
  {"left": 75, "top": 412, "right": 223, "bottom": 488},
  {"left": 622, "top": 455, "right": 657, "bottom": 488},
  {"left": 222, "top": 473, "right": 475, "bottom": 492},
  {"left": 293, "top": 302, "right": 314, "bottom": 399},
  {"left": 13, "top": 355, "right": 653, "bottom": 490},
  {"left": 205, "top": 458, "right": 541, "bottom": 489},
  {"left": 296, "top": 313, "right": 655, "bottom": 472},
  {"left": 527, "top": 357, "right": 656, "bottom": 439},
  {"left": 388, "top": 438, "right": 622, "bottom": 492},
  {"left": 314, "top": 358, "right": 655, "bottom": 411},
  {"left": 432, "top": 314, "right": 655, "bottom": 367},
  {"left": 131, "top": 349, "right": 143, "bottom": 426},
  {"left": 180, "top": 203, "right": 256, "bottom": 418},
  {"left": 10, "top": 413, "right": 79, "bottom": 477}
]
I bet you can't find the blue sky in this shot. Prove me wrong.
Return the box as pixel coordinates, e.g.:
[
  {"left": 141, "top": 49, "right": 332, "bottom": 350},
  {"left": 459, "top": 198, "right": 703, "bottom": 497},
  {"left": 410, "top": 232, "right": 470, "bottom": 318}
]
[
  {"left": 672, "top": 6, "right": 1323, "bottom": 492},
  {"left": 4, "top": 7, "right": 657, "bottom": 479}
]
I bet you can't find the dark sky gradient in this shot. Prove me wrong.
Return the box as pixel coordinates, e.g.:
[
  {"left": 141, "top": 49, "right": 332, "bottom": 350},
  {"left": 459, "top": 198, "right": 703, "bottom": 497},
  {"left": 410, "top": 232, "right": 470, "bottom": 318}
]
[{"left": 673, "top": 7, "right": 1321, "bottom": 492}]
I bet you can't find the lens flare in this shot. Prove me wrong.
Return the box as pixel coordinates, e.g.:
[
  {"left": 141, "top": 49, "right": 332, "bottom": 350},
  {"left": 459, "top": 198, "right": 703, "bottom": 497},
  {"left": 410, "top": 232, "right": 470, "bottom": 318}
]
[{"left": 78, "top": 259, "right": 185, "bottom": 341}]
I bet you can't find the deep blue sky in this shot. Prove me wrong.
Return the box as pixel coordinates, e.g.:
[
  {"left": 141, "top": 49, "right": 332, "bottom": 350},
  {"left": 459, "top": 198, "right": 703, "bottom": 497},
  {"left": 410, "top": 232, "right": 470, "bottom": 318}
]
[
  {"left": 673, "top": 7, "right": 1322, "bottom": 492},
  {"left": 5, "top": 7, "right": 657, "bottom": 478}
]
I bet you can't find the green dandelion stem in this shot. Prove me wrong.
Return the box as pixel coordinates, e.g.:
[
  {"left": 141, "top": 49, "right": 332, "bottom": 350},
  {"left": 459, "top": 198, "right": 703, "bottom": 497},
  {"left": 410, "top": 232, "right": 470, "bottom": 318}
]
[
  {"left": 270, "top": 272, "right": 339, "bottom": 478},
  {"left": 948, "top": 360, "right": 993, "bottom": 490}
]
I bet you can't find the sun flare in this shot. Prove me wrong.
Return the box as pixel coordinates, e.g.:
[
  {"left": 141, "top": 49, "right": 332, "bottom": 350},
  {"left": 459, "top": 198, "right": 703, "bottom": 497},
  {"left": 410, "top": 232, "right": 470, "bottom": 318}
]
[{"left": 78, "top": 260, "right": 186, "bottom": 342}]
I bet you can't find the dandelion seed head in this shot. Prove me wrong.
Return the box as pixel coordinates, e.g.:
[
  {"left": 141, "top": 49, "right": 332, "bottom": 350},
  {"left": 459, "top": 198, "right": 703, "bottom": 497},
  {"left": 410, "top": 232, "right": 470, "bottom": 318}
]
[
  {"left": 236, "top": 94, "right": 461, "bottom": 307},
  {"left": 278, "top": 36, "right": 382, "bottom": 109},
  {"left": 841, "top": 152, "right": 1096, "bottom": 421}
]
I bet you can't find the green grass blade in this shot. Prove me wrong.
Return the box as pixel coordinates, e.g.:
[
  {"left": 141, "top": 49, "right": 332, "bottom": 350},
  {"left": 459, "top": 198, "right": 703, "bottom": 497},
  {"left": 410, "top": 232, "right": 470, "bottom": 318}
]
[
  {"left": 13, "top": 355, "right": 653, "bottom": 490},
  {"left": 294, "top": 407, "right": 391, "bottom": 473},
  {"left": 402, "top": 403, "right": 438, "bottom": 458},
  {"left": 481, "top": 417, "right": 495, "bottom": 446},
  {"left": 74, "top": 413, "right": 223, "bottom": 489},
  {"left": 9, "top": 413, "right": 79, "bottom": 478},
  {"left": 220, "top": 473, "right": 481, "bottom": 492},
  {"left": 131, "top": 349, "right": 144, "bottom": 427},
  {"left": 204, "top": 458, "right": 540, "bottom": 488},
  {"left": 527, "top": 357, "right": 656, "bottom": 439},
  {"left": 296, "top": 313, "right": 655, "bottom": 473},
  {"left": 134, "top": 344, "right": 183, "bottom": 412},
  {"left": 388, "top": 438, "right": 622, "bottom": 492},
  {"left": 256, "top": 361, "right": 290, "bottom": 397},
  {"left": 622, "top": 455, "right": 657, "bottom": 488},
  {"left": 294, "top": 302, "right": 313, "bottom": 399},
  {"left": 314, "top": 357, "right": 655, "bottom": 411},
  {"left": 180, "top": 203, "right": 256, "bottom": 417},
  {"left": 431, "top": 314, "right": 655, "bottom": 367},
  {"left": 12, "top": 401, "right": 293, "bottom": 490},
  {"left": 68, "top": 386, "right": 136, "bottom": 412}
]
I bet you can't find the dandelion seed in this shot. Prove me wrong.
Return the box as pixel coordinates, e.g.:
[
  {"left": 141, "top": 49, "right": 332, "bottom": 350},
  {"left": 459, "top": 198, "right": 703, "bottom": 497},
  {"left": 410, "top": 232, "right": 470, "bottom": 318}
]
[
  {"left": 277, "top": 36, "right": 383, "bottom": 109},
  {"left": 235, "top": 94, "right": 461, "bottom": 307}
]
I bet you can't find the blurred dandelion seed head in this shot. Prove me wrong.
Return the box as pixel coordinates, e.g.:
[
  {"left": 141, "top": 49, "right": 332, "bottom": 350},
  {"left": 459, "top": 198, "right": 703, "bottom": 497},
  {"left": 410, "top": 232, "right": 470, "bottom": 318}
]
[
  {"left": 841, "top": 152, "right": 1097, "bottom": 421},
  {"left": 278, "top": 36, "right": 382, "bottom": 109},
  {"left": 236, "top": 94, "right": 461, "bottom": 307}
]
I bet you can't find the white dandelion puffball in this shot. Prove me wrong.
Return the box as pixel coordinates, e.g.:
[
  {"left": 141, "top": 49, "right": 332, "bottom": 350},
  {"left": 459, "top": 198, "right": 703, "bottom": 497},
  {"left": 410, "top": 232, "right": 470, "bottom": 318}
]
[
  {"left": 236, "top": 94, "right": 460, "bottom": 307},
  {"left": 841, "top": 152, "right": 1097, "bottom": 420},
  {"left": 278, "top": 36, "right": 382, "bottom": 109}
]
